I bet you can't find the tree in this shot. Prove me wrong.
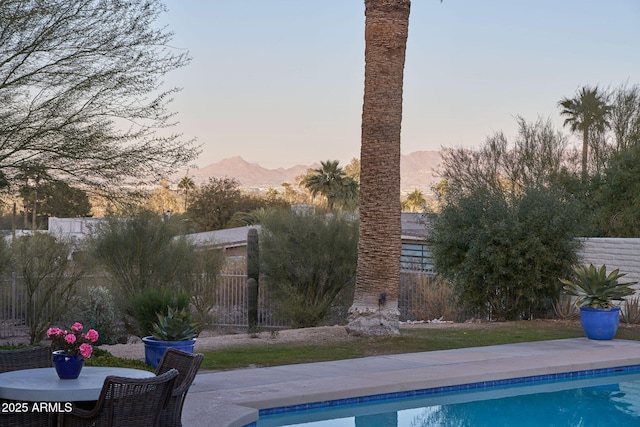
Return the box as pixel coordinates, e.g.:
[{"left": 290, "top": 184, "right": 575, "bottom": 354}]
[
  {"left": 431, "top": 117, "right": 585, "bottom": 320},
  {"left": 402, "top": 189, "right": 426, "bottom": 212},
  {"left": 301, "top": 160, "right": 358, "bottom": 211},
  {"left": 347, "top": 0, "right": 410, "bottom": 336},
  {"left": 440, "top": 116, "right": 574, "bottom": 197},
  {"left": 591, "top": 144, "right": 640, "bottom": 237},
  {"left": 559, "top": 86, "right": 612, "bottom": 180},
  {"left": 260, "top": 210, "right": 358, "bottom": 328},
  {"left": 187, "top": 177, "right": 242, "bottom": 231},
  {"left": 609, "top": 83, "right": 640, "bottom": 152},
  {"left": 0, "top": 0, "right": 199, "bottom": 192},
  {"left": 178, "top": 175, "right": 196, "bottom": 211},
  {"left": 146, "top": 178, "right": 180, "bottom": 215},
  {"left": 38, "top": 181, "right": 92, "bottom": 219}
]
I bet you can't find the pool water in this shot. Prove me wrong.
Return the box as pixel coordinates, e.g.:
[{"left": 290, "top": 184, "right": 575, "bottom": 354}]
[{"left": 258, "top": 372, "right": 640, "bottom": 427}]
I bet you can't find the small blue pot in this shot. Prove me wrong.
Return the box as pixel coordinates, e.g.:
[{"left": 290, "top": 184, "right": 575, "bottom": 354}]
[
  {"left": 142, "top": 337, "right": 196, "bottom": 368},
  {"left": 52, "top": 350, "right": 85, "bottom": 379},
  {"left": 579, "top": 306, "right": 620, "bottom": 340}
]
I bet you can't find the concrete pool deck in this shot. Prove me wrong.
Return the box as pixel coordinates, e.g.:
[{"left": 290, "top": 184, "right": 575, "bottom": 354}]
[{"left": 181, "top": 338, "right": 640, "bottom": 427}]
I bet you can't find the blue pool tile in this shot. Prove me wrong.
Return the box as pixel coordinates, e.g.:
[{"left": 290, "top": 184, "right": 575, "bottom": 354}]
[{"left": 259, "top": 364, "right": 640, "bottom": 419}]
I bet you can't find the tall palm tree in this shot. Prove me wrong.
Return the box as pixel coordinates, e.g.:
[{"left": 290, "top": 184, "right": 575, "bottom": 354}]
[
  {"left": 301, "top": 160, "right": 357, "bottom": 211},
  {"left": 346, "top": 0, "right": 410, "bottom": 336},
  {"left": 177, "top": 175, "right": 196, "bottom": 211},
  {"left": 402, "top": 189, "right": 426, "bottom": 212},
  {"left": 559, "top": 86, "right": 612, "bottom": 181}
]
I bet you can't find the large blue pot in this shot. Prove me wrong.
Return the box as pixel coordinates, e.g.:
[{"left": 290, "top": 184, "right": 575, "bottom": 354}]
[
  {"left": 579, "top": 306, "right": 620, "bottom": 340},
  {"left": 142, "top": 337, "right": 196, "bottom": 368}
]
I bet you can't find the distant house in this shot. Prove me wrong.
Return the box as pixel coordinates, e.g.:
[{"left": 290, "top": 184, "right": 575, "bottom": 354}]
[
  {"left": 400, "top": 213, "right": 433, "bottom": 274},
  {"left": 184, "top": 226, "right": 260, "bottom": 258}
]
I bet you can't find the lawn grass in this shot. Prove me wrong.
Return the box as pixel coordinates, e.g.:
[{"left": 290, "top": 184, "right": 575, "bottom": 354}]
[{"left": 199, "top": 320, "right": 640, "bottom": 371}]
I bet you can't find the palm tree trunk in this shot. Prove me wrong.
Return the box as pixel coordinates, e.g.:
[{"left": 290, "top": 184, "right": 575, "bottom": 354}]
[
  {"left": 346, "top": 0, "right": 410, "bottom": 336},
  {"left": 581, "top": 129, "right": 589, "bottom": 181}
]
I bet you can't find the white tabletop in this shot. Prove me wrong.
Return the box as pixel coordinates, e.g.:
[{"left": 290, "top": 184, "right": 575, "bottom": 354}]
[{"left": 0, "top": 367, "right": 155, "bottom": 402}]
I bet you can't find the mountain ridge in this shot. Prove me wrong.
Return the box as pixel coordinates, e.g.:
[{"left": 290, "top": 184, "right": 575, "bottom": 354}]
[{"left": 183, "top": 151, "right": 442, "bottom": 194}]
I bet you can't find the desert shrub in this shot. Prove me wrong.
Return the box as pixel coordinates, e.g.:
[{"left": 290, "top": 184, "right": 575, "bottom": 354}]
[
  {"left": 260, "top": 209, "right": 358, "bottom": 328},
  {"left": 64, "top": 286, "right": 127, "bottom": 345},
  {"left": 127, "top": 288, "right": 190, "bottom": 338},
  {"left": 88, "top": 211, "right": 193, "bottom": 298},
  {"left": 621, "top": 296, "right": 640, "bottom": 324},
  {"left": 553, "top": 293, "right": 579, "bottom": 320},
  {"left": 10, "top": 234, "right": 85, "bottom": 343}
]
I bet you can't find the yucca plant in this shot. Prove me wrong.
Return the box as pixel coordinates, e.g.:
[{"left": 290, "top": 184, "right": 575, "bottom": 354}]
[
  {"left": 560, "top": 264, "right": 636, "bottom": 309},
  {"left": 151, "top": 307, "right": 198, "bottom": 341}
]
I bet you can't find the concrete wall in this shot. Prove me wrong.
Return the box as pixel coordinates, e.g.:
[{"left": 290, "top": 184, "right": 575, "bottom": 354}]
[{"left": 577, "top": 238, "right": 640, "bottom": 288}]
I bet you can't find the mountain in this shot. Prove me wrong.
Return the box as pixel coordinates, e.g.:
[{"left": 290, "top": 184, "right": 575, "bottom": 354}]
[{"left": 184, "top": 151, "right": 442, "bottom": 194}]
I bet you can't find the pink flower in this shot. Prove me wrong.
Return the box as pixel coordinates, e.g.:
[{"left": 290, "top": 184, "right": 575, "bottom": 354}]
[
  {"left": 79, "top": 343, "right": 93, "bottom": 359},
  {"left": 64, "top": 333, "right": 76, "bottom": 344},
  {"left": 85, "top": 329, "right": 99, "bottom": 343},
  {"left": 47, "top": 327, "right": 63, "bottom": 337},
  {"left": 71, "top": 322, "right": 83, "bottom": 331}
]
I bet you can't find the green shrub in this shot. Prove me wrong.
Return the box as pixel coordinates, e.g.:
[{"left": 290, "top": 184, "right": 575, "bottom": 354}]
[
  {"left": 260, "top": 209, "right": 358, "bottom": 327},
  {"left": 128, "top": 289, "right": 190, "bottom": 338},
  {"left": 430, "top": 187, "right": 582, "bottom": 320}
]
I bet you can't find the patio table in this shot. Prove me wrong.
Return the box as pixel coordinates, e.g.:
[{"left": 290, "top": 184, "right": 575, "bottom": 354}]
[{"left": 0, "top": 366, "right": 154, "bottom": 402}]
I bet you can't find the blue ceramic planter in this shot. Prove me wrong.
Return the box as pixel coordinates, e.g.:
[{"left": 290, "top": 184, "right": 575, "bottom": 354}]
[
  {"left": 579, "top": 306, "right": 620, "bottom": 340},
  {"left": 142, "top": 337, "right": 196, "bottom": 368},
  {"left": 52, "top": 350, "right": 85, "bottom": 379}
]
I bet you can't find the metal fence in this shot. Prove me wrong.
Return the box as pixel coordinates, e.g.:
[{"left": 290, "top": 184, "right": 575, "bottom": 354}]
[{"left": 0, "top": 268, "right": 435, "bottom": 338}]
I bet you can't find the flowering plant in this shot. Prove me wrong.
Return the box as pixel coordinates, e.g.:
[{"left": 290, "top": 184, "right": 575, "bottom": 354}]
[{"left": 47, "top": 322, "right": 99, "bottom": 359}]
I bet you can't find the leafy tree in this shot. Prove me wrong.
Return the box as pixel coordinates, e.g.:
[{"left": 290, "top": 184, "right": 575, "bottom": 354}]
[
  {"left": 348, "top": 0, "right": 410, "bottom": 336},
  {"left": 260, "top": 210, "right": 358, "bottom": 327},
  {"left": 187, "top": 177, "right": 242, "bottom": 231},
  {"left": 301, "top": 160, "right": 358, "bottom": 211},
  {"left": 146, "top": 179, "right": 180, "bottom": 215},
  {"left": 429, "top": 187, "right": 581, "bottom": 320},
  {"left": 38, "top": 181, "right": 92, "bottom": 219},
  {"left": 591, "top": 144, "right": 640, "bottom": 237},
  {"left": 609, "top": 83, "right": 640, "bottom": 151},
  {"left": 0, "top": 0, "right": 199, "bottom": 192},
  {"left": 10, "top": 234, "right": 86, "bottom": 343},
  {"left": 344, "top": 158, "right": 361, "bottom": 182},
  {"left": 559, "top": 86, "right": 612, "bottom": 180}
]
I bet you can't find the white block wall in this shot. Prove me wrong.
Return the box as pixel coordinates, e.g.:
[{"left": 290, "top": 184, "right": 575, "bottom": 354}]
[{"left": 577, "top": 238, "right": 640, "bottom": 289}]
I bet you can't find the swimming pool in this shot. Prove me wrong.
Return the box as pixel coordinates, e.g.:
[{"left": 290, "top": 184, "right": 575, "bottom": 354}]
[{"left": 257, "top": 368, "right": 640, "bottom": 426}]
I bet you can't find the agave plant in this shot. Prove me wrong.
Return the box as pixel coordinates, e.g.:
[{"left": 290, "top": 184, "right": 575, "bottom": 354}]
[
  {"left": 560, "top": 264, "right": 637, "bottom": 309},
  {"left": 151, "top": 306, "right": 198, "bottom": 341}
]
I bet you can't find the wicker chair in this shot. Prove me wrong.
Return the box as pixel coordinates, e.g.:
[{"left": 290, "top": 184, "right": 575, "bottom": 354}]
[
  {"left": 0, "top": 345, "right": 52, "bottom": 373},
  {"left": 155, "top": 348, "right": 204, "bottom": 427},
  {"left": 58, "top": 368, "right": 179, "bottom": 427},
  {"left": 0, "top": 346, "right": 53, "bottom": 427}
]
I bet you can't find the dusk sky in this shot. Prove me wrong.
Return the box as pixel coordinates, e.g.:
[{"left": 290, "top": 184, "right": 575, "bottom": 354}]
[{"left": 159, "top": 1, "right": 640, "bottom": 169}]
